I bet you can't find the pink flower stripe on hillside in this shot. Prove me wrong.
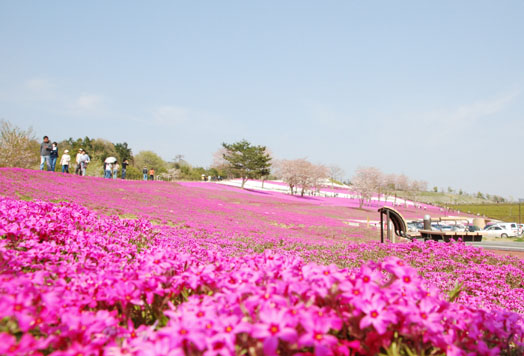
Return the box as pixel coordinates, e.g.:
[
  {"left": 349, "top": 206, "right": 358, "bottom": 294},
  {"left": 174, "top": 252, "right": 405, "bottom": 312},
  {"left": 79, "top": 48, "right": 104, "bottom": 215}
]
[
  {"left": 0, "top": 196, "right": 523, "bottom": 355},
  {"left": 214, "top": 179, "right": 446, "bottom": 212},
  {"left": 179, "top": 181, "right": 454, "bottom": 219},
  {"left": 0, "top": 168, "right": 456, "bottom": 245}
]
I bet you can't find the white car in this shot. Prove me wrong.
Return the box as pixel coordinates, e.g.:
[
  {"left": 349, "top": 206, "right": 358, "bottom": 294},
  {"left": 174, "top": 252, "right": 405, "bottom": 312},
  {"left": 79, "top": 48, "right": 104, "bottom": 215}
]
[
  {"left": 493, "top": 222, "right": 519, "bottom": 236},
  {"left": 482, "top": 225, "right": 516, "bottom": 238}
]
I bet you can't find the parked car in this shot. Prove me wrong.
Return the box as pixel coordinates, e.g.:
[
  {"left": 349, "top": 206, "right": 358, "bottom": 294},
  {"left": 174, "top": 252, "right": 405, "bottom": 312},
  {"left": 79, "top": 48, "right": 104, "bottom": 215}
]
[
  {"left": 491, "top": 223, "right": 519, "bottom": 236},
  {"left": 407, "top": 222, "right": 418, "bottom": 232},
  {"left": 482, "top": 225, "right": 516, "bottom": 238},
  {"left": 467, "top": 225, "right": 482, "bottom": 232},
  {"left": 431, "top": 223, "right": 443, "bottom": 231},
  {"left": 440, "top": 225, "right": 454, "bottom": 232},
  {"left": 407, "top": 221, "right": 424, "bottom": 232}
]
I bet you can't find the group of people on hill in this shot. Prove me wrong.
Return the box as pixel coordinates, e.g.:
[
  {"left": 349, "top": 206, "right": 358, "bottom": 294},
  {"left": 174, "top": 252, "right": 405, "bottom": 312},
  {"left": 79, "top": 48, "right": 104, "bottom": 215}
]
[
  {"left": 143, "top": 167, "right": 155, "bottom": 181},
  {"left": 40, "top": 136, "right": 91, "bottom": 176},
  {"left": 104, "top": 159, "right": 129, "bottom": 179},
  {"left": 39, "top": 135, "right": 156, "bottom": 181}
]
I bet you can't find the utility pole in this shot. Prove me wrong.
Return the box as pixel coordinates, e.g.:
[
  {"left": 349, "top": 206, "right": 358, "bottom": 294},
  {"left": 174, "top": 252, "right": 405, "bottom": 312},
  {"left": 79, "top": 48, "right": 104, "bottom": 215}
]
[{"left": 519, "top": 198, "right": 524, "bottom": 225}]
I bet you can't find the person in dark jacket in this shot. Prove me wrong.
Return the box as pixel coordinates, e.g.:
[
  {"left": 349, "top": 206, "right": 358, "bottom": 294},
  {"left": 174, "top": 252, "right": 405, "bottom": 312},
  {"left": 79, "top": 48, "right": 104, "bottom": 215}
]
[
  {"left": 40, "top": 136, "right": 52, "bottom": 171},
  {"left": 49, "top": 142, "right": 59, "bottom": 172},
  {"left": 121, "top": 159, "right": 129, "bottom": 179}
]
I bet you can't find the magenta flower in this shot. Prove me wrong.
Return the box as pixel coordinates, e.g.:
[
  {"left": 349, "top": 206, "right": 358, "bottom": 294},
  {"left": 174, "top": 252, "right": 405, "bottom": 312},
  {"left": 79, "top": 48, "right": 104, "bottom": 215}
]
[
  {"left": 298, "top": 313, "right": 341, "bottom": 356},
  {"left": 251, "top": 307, "right": 298, "bottom": 355},
  {"left": 359, "top": 296, "right": 397, "bottom": 335},
  {"left": 1, "top": 170, "right": 524, "bottom": 356}
]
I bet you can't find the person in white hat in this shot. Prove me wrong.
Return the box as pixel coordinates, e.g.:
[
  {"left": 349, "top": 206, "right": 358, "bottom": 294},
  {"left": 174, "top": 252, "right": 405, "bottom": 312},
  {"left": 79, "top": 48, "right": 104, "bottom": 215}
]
[
  {"left": 60, "top": 149, "right": 71, "bottom": 173},
  {"left": 75, "top": 148, "right": 83, "bottom": 175}
]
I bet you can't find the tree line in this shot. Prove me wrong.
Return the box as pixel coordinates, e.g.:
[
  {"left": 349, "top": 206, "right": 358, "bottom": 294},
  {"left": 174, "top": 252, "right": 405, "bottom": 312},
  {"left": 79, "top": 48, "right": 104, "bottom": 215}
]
[
  {"left": 0, "top": 120, "right": 509, "bottom": 203},
  {"left": 0, "top": 120, "right": 220, "bottom": 180}
]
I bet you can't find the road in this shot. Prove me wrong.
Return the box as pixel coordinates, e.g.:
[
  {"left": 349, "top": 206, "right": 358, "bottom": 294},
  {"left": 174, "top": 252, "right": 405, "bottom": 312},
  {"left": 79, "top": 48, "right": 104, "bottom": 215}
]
[{"left": 467, "top": 241, "right": 524, "bottom": 252}]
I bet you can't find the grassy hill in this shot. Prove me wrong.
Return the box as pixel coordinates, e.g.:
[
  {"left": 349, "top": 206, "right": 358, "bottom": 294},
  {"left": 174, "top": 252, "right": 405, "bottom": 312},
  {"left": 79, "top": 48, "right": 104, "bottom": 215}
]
[
  {"left": 393, "top": 190, "right": 500, "bottom": 206},
  {"left": 392, "top": 190, "right": 520, "bottom": 223},
  {"left": 449, "top": 203, "right": 523, "bottom": 223}
]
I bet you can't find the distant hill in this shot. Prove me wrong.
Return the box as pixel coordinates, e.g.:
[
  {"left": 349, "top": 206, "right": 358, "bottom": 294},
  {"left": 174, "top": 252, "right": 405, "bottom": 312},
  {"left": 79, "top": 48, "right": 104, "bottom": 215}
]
[{"left": 393, "top": 190, "right": 499, "bottom": 206}]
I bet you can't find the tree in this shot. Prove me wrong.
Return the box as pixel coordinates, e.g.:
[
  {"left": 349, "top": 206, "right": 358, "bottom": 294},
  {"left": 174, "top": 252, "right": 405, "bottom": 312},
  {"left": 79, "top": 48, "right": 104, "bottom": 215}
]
[
  {"left": 351, "top": 167, "right": 382, "bottom": 209},
  {"left": 64, "top": 136, "right": 94, "bottom": 157},
  {"left": 134, "top": 151, "right": 167, "bottom": 174},
  {"left": 210, "top": 148, "right": 229, "bottom": 177},
  {"left": 90, "top": 138, "right": 118, "bottom": 163},
  {"left": 0, "top": 120, "right": 39, "bottom": 168},
  {"left": 114, "top": 142, "right": 133, "bottom": 163},
  {"left": 396, "top": 174, "right": 410, "bottom": 191},
  {"left": 275, "top": 159, "right": 301, "bottom": 195},
  {"left": 384, "top": 173, "right": 398, "bottom": 204},
  {"left": 328, "top": 165, "right": 345, "bottom": 188},
  {"left": 309, "top": 164, "right": 328, "bottom": 195},
  {"left": 221, "top": 140, "right": 272, "bottom": 189},
  {"left": 276, "top": 159, "right": 327, "bottom": 197},
  {"left": 374, "top": 169, "right": 385, "bottom": 202},
  {"left": 410, "top": 180, "right": 428, "bottom": 204}
]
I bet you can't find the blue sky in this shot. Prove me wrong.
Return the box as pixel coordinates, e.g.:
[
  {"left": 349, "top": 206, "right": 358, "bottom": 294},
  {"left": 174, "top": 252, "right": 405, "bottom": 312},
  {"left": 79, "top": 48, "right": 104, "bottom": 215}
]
[{"left": 1, "top": 1, "right": 523, "bottom": 198}]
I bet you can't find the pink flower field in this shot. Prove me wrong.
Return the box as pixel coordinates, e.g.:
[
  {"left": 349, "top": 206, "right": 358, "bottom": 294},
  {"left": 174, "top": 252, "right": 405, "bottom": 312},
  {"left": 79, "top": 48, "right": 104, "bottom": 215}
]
[{"left": 1, "top": 168, "right": 523, "bottom": 355}]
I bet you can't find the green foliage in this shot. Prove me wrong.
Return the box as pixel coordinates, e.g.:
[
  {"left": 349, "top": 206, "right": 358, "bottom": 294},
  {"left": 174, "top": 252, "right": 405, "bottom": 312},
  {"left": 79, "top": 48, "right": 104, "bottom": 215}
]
[
  {"left": 125, "top": 165, "right": 142, "bottom": 180},
  {"left": 91, "top": 139, "right": 118, "bottom": 163},
  {"left": 175, "top": 164, "right": 222, "bottom": 181},
  {"left": 448, "top": 281, "right": 464, "bottom": 302},
  {"left": 134, "top": 151, "right": 167, "bottom": 174},
  {"left": 394, "top": 190, "right": 494, "bottom": 206},
  {"left": 61, "top": 137, "right": 119, "bottom": 164},
  {"left": 114, "top": 142, "right": 133, "bottom": 163},
  {"left": 85, "top": 160, "right": 104, "bottom": 177},
  {"left": 221, "top": 139, "right": 271, "bottom": 188},
  {"left": 57, "top": 137, "right": 137, "bottom": 177}
]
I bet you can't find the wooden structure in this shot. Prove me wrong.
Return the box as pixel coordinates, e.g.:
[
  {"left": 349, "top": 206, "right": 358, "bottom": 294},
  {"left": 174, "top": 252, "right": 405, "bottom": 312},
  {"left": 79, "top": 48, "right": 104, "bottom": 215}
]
[
  {"left": 378, "top": 206, "right": 483, "bottom": 243},
  {"left": 377, "top": 207, "right": 409, "bottom": 243}
]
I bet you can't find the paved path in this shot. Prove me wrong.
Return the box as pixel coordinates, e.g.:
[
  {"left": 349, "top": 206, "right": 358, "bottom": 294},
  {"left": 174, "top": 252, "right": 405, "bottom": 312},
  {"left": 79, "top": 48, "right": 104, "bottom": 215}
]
[{"left": 467, "top": 241, "right": 524, "bottom": 252}]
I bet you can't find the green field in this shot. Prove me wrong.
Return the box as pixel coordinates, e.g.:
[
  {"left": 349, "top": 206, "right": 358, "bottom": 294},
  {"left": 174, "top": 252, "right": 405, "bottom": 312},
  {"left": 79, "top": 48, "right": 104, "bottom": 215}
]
[
  {"left": 394, "top": 191, "right": 487, "bottom": 205},
  {"left": 450, "top": 203, "right": 524, "bottom": 223}
]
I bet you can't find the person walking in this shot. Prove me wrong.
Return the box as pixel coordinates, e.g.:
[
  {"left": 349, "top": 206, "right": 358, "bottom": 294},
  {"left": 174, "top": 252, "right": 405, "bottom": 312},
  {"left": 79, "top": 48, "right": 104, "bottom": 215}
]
[
  {"left": 60, "top": 149, "right": 71, "bottom": 173},
  {"left": 121, "top": 159, "right": 129, "bottom": 179},
  {"left": 104, "top": 162, "right": 112, "bottom": 179},
  {"left": 79, "top": 150, "right": 90, "bottom": 176},
  {"left": 149, "top": 168, "right": 155, "bottom": 181},
  {"left": 112, "top": 162, "right": 119, "bottom": 179},
  {"left": 40, "top": 136, "right": 52, "bottom": 171},
  {"left": 49, "top": 142, "right": 59, "bottom": 172},
  {"left": 75, "top": 149, "right": 83, "bottom": 175},
  {"left": 142, "top": 167, "right": 148, "bottom": 181}
]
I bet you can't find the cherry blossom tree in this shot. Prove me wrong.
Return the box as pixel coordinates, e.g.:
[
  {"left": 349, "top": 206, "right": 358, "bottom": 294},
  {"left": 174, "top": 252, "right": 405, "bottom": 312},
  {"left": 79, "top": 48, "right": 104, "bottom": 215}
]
[
  {"left": 351, "top": 167, "right": 382, "bottom": 208},
  {"left": 328, "top": 165, "right": 345, "bottom": 188},
  {"left": 276, "top": 159, "right": 327, "bottom": 196},
  {"left": 0, "top": 120, "right": 38, "bottom": 168}
]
